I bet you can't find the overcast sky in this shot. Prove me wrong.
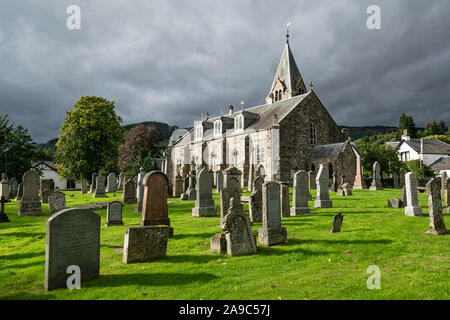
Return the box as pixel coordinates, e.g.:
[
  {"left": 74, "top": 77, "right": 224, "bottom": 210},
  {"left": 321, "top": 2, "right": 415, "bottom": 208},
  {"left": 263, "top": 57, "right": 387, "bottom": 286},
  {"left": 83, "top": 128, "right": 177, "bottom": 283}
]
[{"left": 1, "top": 0, "right": 449, "bottom": 142}]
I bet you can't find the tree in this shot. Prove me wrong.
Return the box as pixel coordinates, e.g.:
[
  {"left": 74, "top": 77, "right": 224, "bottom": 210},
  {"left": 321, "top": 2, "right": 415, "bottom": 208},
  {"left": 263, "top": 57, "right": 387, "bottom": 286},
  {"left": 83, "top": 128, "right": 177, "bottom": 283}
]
[
  {"left": 354, "top": 140, "right": 401, "bottom": 177},
  {"left": 405, "top": 160, "right": 434, "bottom": 178},
  {"left": 56, "top": 96, "right": 124, "bottom": 181},
  {"left": 126, "top": 151, "right": 160, "bottom": 176},
  {"left": 118, "top": 124, "right": 158, "bottom": 172},
  {"left": 397, "top": 113, "right": 417, "bottom": 138}
]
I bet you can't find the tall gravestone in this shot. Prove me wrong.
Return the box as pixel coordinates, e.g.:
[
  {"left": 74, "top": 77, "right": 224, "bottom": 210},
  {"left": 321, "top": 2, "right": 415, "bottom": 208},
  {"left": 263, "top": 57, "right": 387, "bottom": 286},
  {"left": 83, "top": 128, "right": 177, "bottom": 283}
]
[
  {"left": 135, "top": 167, "right": 146, "bottom": 212},
  {"left": 123, "top": 179, "right": 136, "bottom": 204},
  {"left": 314, "top": 165, "right": 332, "bottom": 208},
  {"left": 117, "top": 172, "right": 124, "bottom": 190},
  {"left": 444, "top": 177, "right": 450, "bottom": 208},
  {"left": 393, "top": 174, "right": 399, "bottom": 189},
  {"left": 370, "top": 161, "right": 383, "bottom": 190},
  {"left": 308, "top": 171, "right": 316, "bottom": 190},
  {"left": 441, "top": 172, "right": 447, "bottom": 196},
  {"left": 18, "top": 170, "right": 42, "bottom": 216},
  {"left": 106, "top": 173, "right": 117, "bottom": 193},
  {"left": 40, "top": 179, "right": 54, "bottom": 203},
  {"left": 353, "top": 156, "right": 366, "bottom": 189},
  {"left": 249, "top": 176, "right": 264, "bottom": 223},
  {"left": 89, "top": 173, "right": 97, "bottom": 193},
  {"left": 45, "top": 207, "right": 100, "bottom": 291},
  {"left": 174, "top": 173, "right": 183, "bottom": 198},
  {"left": 48, "top": 192, "right": 66, "bottom": 213},
  {"left": 399, "top": 168, "right": 405, "bottom": 188},
  {"left": 258, "top": 182, "right": 287, "bottom": 246},
  {"left": 221, "top": 198, "right": 257, "bottom": 256},
  {"left": 280, "top": 183, "right": 290, "bottom": 218},
  {"left": 9, "top": 177, "right": 18, "bottom": 198},
  {"left": 290, "top": 170, "right": 310, "bottom": 215},
  {"left": 220, "top": 176, "right": 241, "bottom": 225},
  {"left": 330, "top": 173, "right": 337, "bottom": 192},
  {"left": 106, "top": 201, "right": 123, "bottom": 226},
  {"left": 15, "top": 183, "right": 23, "bottom": 201},
  {"left": 247, "top": 164, "right": 254, "bottom": 192},
  {"left": 93, "top": 174, "right": 107, "bottom": 198},
  {"left": 0, "top": 174, "right": 10, "bottom": 201},
  {"left": 81, "top": 181, "right": 87, "bottom": 194},
  {"left": 140, "top": 171, "right": 173, "bottom": 236},
  {"left": 216, "top": 171, "right": 224, "bottom": 193},
  {"left": 426, "top": 178, "right": 448, "bottom": 235},
  {"left": 192, "top": 168, "right": 217, "bottom": 217},
  {"left": 404, "top": 172, "right": 422, "bottom": 217}
]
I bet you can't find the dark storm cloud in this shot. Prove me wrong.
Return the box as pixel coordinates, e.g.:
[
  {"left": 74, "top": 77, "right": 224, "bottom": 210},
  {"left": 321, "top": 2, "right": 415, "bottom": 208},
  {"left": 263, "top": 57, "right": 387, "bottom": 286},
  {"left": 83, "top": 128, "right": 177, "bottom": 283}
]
[{"left": 0, "top": 0, "right": 449, "bottom": 142}]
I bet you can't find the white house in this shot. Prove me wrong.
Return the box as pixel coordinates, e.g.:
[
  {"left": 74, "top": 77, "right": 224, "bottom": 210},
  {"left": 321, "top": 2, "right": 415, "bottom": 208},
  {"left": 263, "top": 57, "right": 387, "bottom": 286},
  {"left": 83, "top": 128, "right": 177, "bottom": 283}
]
[{"left": 32, "top": 161, "right": 81, "bottom": 190}]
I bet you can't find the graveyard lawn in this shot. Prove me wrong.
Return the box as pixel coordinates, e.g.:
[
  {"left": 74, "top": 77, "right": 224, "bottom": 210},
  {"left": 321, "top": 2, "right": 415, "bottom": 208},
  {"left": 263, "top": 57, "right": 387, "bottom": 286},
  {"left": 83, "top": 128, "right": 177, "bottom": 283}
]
[{"left": 0, "top": 189, "right": 449, "bottom": 300}]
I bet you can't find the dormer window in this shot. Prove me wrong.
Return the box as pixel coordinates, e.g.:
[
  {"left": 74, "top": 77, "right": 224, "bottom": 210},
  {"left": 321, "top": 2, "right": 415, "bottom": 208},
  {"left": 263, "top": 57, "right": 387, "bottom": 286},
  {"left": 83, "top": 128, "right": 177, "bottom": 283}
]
[
  {"left": 195, "top": 125, "right": 203, "bottom": 141},
  {"left": 214, "top": 120, "right": 222, "bottom": 136},
  {"left": 234, "top": 115, "right": 244, "bottom": 132}
]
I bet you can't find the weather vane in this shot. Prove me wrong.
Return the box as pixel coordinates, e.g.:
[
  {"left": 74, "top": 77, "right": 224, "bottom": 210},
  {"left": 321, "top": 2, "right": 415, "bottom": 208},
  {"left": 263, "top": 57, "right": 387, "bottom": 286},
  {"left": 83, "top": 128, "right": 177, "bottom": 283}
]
[{"left": 286, "top": 22, "right": 291, "bottom": 42}]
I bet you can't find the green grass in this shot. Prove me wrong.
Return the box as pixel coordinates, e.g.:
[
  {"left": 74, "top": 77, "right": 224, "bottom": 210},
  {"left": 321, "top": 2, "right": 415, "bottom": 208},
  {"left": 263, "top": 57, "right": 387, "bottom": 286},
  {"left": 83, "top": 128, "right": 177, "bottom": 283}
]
[{"left": 0, "top": 188, "right": 449, "bottom": 300}]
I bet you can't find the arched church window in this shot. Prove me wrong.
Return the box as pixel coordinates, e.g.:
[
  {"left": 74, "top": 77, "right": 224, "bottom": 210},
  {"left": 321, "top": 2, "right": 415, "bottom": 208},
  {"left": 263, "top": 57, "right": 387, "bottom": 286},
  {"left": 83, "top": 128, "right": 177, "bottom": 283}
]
[
  {"left": 234, "top": 115, "right": 244, "bottom": 132},
  {"left": 214, "top": 120, "right": 222, "bottom": 136}
]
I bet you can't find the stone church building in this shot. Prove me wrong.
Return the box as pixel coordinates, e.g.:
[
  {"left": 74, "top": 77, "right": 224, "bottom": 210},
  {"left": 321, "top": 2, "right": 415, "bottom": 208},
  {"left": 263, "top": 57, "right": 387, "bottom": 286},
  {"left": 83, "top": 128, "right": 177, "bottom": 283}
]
[{"left": 164, "top": 37, "right": 358, "bottom": 189}]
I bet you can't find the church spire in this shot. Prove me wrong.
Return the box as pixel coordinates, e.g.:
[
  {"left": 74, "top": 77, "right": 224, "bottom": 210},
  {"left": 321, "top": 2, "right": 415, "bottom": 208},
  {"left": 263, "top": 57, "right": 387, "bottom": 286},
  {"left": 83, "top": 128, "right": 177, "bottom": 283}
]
[{"left": 266, "top": 25, "right": 307, "bottom": 104}]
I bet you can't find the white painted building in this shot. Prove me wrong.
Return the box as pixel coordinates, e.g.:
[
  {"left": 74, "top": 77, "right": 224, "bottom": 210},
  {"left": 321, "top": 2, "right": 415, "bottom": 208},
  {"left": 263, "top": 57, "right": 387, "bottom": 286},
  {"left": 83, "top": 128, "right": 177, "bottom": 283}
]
[{"left": 32, "top": 161, "right": 81, "bottom": 190}]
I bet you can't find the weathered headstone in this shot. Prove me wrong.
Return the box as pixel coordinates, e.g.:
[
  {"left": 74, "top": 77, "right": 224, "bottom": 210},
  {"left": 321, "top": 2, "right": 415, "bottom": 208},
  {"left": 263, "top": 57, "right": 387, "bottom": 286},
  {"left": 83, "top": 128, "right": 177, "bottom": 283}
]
[
  {"left": 123, "top": 179, "right": 136, "bottom": 204},
  {"left": 258, "top": 181, "right": 287, "bottom": 246},
  {"left": 401, "top": 186, "right": 408, "bottom": 207},
  {"left": 441, "top": 172, "right": 447, "bottom": 196},
  {"left": 330, "top": 173, "right": 337, "bottom": 192},
  {"left": 93, "top": 174, "right": 107, "bottom": 198},
  {"left": 210, "top": 233, "right": 227, "bottom": 254},
  {"left": 314, "top": 165, "right": 332, "bottom": 208},
  {"left": 106, "top": 201, "right": 123, "bottom": 226},
  {"left": 123, "top": 226, "right": 169, "bottom": 263},
  {"left": 9, "top": 177, "right": 18, "bottom": 198},
  {"left": 90, "top": 173, "right": 97, "bottom": 193},
  {"left": 330, "top": 212, "right": 343, "bottom": 233},
  {"left": 0, "top": 174, "right": 10, "bottom": 201},
  {"left": 399, "top": 168, "right": 405, "bottom": 188},
  {"left": 388, "top": 198, "right": 402, "bottom": 208},
  {"left": 18, "top": 170, "right": 42, "bottom": 216},
  {"left": 247, "top": 164, "right": 254, "bottom": 192},
  {"left": 15, "top": 183, "right": 23, "bottom": 201},
  {"left": 426, "top": 178, "right": 448, "bottom": 235},
  {"left": 221, "top": 198, "right": 257, "bottom": 256},
  {"left": 220, "top": 176, "right": 241, "bottom": 225},
  {"left": 40, "top": 179, "right": 54, "bottom": 204},
  {"left": 308, "top": 170, "right": 316, "bottom": 190},
  {"left": 290, "top": 170, "right": 310, "bottom": 215},
  {"left": 216, "top": 171, "right": 224, "bottom": 193},
  {"left": 81, "top": 181, "right": 87, "bottom": 194},
  {"left": 249, "top": 176, "right": 264, "bottom": 222},
  {"left": 404, "top": 172, "right": 423, "bottom": 217},
  {"left": 444, "top": 177, "right": 450, "bottom": 207},
  {"left": 0, "top": 196, "right": 10, "bottom": 222},
  {"left": 45, "top": 207, "right": 100, "bottom": 291},
  {"left": 180, "top": 176, "right": 190, "bottom": 200},
  {"left": 106, "top": 173, "right": 117, "bottom": 193},
  {"left": 174, "top": 173, "right": 183, "bottom": 198},
  {"left": 393, "top": 174, "right": 399, "bottom": 189},
  {"left": 140, "top": 171, "right": 173, "bottom": 236},
  {"left": 342, "top": 183, "right": 352, "bottom": 196},
  {"left": 353, "top": 156, "right": 366, "bottom": 189},
  {"left": 135, "top": 167, "right": 146, "bottom": 212},
  {"left": 280, "top": 183, "right": 290, "bottom": 218},
  {"left": 48, "top": 192, "right": 66, "bottom": 213},
  {"left": 370, "top": 161, "right": 383, "bottom": 190},
  {"left": 117, "top": 172, "right": 125, "bottom": 190},
  {"left": 192, "top": 168, "right": 217, "bottom": 217}
]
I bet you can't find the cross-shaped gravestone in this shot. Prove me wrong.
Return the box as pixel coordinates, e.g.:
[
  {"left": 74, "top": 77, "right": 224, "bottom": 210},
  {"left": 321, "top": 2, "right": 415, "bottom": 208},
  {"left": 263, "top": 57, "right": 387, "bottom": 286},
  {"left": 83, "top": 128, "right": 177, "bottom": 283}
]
[{"left": 0, "top": 196, "right": 10, "bottom": 223}]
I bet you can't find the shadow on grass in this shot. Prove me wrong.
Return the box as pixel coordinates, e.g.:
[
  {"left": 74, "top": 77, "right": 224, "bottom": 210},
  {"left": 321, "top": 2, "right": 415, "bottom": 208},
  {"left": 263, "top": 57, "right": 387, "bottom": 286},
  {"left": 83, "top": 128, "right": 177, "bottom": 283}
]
[
  {"left": 0, "top": 252, "right": 45, "bottom": 261},
  {"left": 171, "top": 233, "right": 217, "bottom": 240},
  {"left": 88, "top": 272, "right": 219, "bottom": 288},
  {"left": 0, "top": 232, "right": 45, "bottom": 238},
  {"left": 164, "top": 254, "right": 220, "bottom": 264},
  {"left": 256, "top": 246, "right": 334, "bottom": 257},
  {"left": 0, "top": 292, "right": 56, "bottom": 300},
  {"left": 285, "top": 238, "right": 393, "bottom": 245}
]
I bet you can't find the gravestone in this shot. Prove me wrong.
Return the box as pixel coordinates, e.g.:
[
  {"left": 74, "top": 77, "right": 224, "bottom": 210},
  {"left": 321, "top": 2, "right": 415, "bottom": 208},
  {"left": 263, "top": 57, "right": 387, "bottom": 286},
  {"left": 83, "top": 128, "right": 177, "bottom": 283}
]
[
  {"left": 441, "top": 172, "right": 447, "bottom": 196},
  {"left": 314, "top": 165, "right": 332, "bottom": 208},
  {"left": 220, "top": 176, "right": 241, "bottom": 225},
  {"left": 249, "top": 176, "right": 264, "bottom": 222},
  {"left": 404, "top": 172, "right": 423, "bottom": 217},
  {"left": 280, "top": 183, "right": 290, "bottom": 218},
  {"left": 18, "top": 170, "right": 42, "bottom": 216},
  {"left": 174, "top": 174, "right": 183, "bottom": 198},
  {"left": 15, "top": 183, "right": 23, "bottom": 201},
  {"left": 106, "top": 173, "right": 117, "bottom": 193},
  {"left": 221, "top": 198, "right": 257, "bottom": 256},
  {"left": 210, "top": 233, "right": 227, "bottom": 254},
  {"left": 353, "top": 156, "right": 366, "bottom": 189},
  {"left": 81, "top": 181, "right": 87, "bottom": 194},
  {"left": 192, "top": 168, "right": 217, "bottom": 217},
  {"left": 90, "top": 173, "right": 97, "bottom": 193},
  {"left": 123, "top": 226, "right": 169, "bottom": 263},
  {"left": 135, "top": 167, "right": 146, "bottom": 212},
  {"left": 370, "top": 161, "right": 383, "bottom": 190},
  {"left": 216, "top": 171, "right": 224, "bottom": 193},
  {"left": 308, "top": 170, "right": 316, "bottom": 190},
  {"left": 140, "top": 171, "right": 173, "bottom": 236},
  {"left": 106, "top": 201, "right": 123, "bottom": 226},
  {"left": 123, "top": 179, "right": 136, "bottom": 204},
  {"left": 185, "top": 167, "right": 197, "bottom": 200},
  {"left": 255, "top": 164, "right": 265, "bottom": 180},
  {"left": 48, "top": 192, "right": 66, "bottom": 213},
  {"left": 180, "top": 176, "right": 190, "bottom": 200},
  {"left": 9, "top": 177, "right": 18, "bottom": 198},
  {"left": 93, "top": 175, "right": 107, "bottom": 198},
  {"left": 330, "top": 173, "right": 337, "bottom": 192},
  {"left": 393, "top": 174, "right": 399, "bottom": 189},
  {"left": 290, "top": 170, "right": 310, "bottom": 215},
  {"left": 0, "top": 174, "right": 10, "bottom": 201},
  {"left": 45, "top": 207, "right": 100, "bottom": 291},
  {"left": 258, "top": 182, "right": 287, "bottom": 246},
  {"left": 388, "top": 198, "right": 402, "bottom": 208},
  {"left": 444, "top": 177, "right": 450, "bottom": 207},
  {"left": 330, "top": 212, "right": 343, "bottom": 233},
  {"left": 247, "top": 164, "right": 254, "bottom": 192},
  {"left": 40, "top": 179, "right": 54, "bottom": 204},
  {"left": 401, "top": 186, "right": 407, "bottom": 207},
  {"left": 426, "top": 178, "right": 448, "bottom": 235},
  {"left": 342, "top": 183, "right": 352, "bottom": 196},
  {"left": 399, "top": 168, "right": 405, "bottom": 188},
  {"left": 117, "top": 172, "right": 125, "bottom": 190},
  {"left": 0, "top": 196, "right": 10, "bottom": 222}
]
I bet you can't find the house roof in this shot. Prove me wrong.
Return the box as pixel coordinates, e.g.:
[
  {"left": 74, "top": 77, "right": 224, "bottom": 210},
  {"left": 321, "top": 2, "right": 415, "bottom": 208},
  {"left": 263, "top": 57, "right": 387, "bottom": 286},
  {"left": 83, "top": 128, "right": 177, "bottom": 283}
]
[
  {"left": 310, "top": 142, "right": 346, "bottom": 159},
  {"left": 32, "top": 161, "right": 57, "bottom": 171},
  {"left": 385, "top": 141, "right": 401, "bottom": 148},
  {"left": 429, "top": 157, "right": 450, "bottom": 170},
  {"left": 399, "top": 139, "right": 450, "bottom": 154}
]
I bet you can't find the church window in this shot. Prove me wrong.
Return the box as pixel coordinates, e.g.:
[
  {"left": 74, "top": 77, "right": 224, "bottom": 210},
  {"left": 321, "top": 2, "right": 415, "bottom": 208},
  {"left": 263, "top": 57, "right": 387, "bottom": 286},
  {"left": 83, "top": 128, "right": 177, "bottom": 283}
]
[
  {"left": 234, "top": 115, "right": 244, "bottom": 132},
  {"left": 256, "top": 146, "right": 265, "bottom": 165},
  {"left": 310, "top": 122, "right": 317, "bottom": 146},
  {"left": 214, "top": 120, "right": 222, "bottom": 136},
  {"left": 278, "top": 90, "right": 282, "bottom": 101},
  {"left": 232, "top": 150, "right": 238, "bottom": 167},
  {"left": 195, "top": 125, "right": 203, "bottom": 141}
]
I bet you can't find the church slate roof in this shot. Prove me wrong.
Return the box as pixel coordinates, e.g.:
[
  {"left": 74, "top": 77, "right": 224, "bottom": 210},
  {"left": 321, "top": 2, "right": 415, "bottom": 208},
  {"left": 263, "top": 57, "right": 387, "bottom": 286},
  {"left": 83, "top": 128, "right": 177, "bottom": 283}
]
[
  {"left": 429, "top": 157, "right": 450, "bottom": 170},
  {"left": 310, "top": 142, "right": 346, "bottom": 159}
]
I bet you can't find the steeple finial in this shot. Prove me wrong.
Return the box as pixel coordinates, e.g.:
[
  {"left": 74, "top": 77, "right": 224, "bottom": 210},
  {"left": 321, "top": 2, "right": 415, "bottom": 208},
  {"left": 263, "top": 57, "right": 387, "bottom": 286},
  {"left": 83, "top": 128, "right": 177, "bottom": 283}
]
[
  {"left": 240, "top": 99, "right": 245, "bottom": 111},
  {"left": 286, "top": 22, "right": 291, "bottom": 43}
]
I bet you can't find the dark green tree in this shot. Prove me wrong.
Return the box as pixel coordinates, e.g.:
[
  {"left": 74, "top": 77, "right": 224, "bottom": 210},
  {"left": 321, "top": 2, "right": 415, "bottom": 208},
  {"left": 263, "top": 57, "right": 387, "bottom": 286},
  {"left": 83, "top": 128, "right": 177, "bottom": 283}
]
[
  {"left": 354, "top": 140, "right": 402, "bottom": 177},
  {"left": 56, "top": 96, "right": 124, "bottom": 181},
  {"left": 398, "top": 113, "right": 417, "bottom": 138}
]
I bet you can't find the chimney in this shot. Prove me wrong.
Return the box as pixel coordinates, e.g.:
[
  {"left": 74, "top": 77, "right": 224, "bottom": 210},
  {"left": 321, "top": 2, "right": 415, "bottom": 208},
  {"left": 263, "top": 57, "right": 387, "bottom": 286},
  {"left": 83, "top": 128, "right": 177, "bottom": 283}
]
[
  {"left": 229, "top": 105, "right": 234, "bottom": 115},
  {"left": 401, "top": 129, "right": 410, "bottom": 141}
]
